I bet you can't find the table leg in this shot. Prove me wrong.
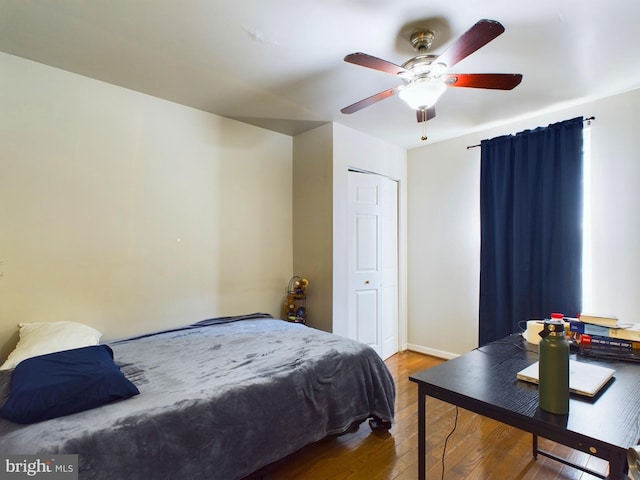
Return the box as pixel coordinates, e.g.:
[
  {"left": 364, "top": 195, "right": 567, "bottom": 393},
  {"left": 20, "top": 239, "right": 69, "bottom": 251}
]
[
  {"left": 608, "top": 451, "right": 628, "bottom": 480},
  {"left": 418, "top": 385, "right": 426, "bottom": 480},
  {"left": 532, "top": 434, "right": 538, "bottom": 459}
]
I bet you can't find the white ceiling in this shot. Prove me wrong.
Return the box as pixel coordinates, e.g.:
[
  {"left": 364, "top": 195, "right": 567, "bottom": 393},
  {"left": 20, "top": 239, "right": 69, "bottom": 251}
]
[{"left": 1, "top": 0, "right": 639, "bottom": 149}]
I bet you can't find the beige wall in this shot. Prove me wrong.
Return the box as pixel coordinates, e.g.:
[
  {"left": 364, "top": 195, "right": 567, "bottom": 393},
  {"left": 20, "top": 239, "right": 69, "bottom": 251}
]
[
  {"left": 0, "top": 53, "right": 293, "bottom": 359},
  {"left": 408, "top": 88, "right": 640, "bottom": 357},
  {"left": 292, "top": 124, "right": 334, "bottom": 333}
]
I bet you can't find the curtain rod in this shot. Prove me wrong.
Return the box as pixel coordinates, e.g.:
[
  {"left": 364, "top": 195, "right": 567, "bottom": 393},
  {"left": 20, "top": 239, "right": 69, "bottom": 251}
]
[{"left": 466, "top": 116, "right": 596, "bottom": 150}]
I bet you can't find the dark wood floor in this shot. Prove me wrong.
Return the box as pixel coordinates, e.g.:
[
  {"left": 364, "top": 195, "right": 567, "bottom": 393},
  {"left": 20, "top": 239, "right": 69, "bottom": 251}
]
[{"left": 253, "top": 350, "right": 610, "bottom": 480}]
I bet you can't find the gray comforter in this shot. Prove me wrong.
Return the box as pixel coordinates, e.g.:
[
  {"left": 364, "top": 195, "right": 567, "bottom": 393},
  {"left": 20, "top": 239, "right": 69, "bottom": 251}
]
[{"left": 0, "top": 314, "right": 395, "bottom": 479}]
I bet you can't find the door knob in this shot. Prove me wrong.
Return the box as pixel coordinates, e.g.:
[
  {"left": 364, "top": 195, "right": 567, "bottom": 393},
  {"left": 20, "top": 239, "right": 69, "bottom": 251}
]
[{"left": 364, "top": 280, "right": 370, "bottom": 285}]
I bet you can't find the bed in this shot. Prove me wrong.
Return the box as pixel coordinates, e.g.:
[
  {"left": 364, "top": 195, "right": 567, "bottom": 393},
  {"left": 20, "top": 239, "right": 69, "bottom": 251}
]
[{"left": 0, "top": 313, "right": 396, "bottom": 479}]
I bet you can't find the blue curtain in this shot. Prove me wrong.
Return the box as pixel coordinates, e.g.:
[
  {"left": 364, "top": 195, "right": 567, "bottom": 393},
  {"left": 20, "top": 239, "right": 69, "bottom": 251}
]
[{"left": 479, "top": 117, "right": 584, "bottom": 346}]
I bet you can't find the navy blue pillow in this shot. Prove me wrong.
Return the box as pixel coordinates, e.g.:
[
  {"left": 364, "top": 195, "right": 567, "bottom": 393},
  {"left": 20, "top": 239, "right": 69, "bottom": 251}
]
[{"left": 0, "top": 345, "right": 139, "bottom": 424}]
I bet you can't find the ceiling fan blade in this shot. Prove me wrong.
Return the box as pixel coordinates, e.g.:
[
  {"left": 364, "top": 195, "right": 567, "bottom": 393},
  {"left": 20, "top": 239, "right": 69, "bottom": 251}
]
[
  {"left": 344, "top": 52, "right": 409, "bottom": 76},
  {"left": 416, "top": 106, "right": 436, "bottom": 123},
  {"left": 444, "top": 73, "right": 523, "bottom": 90},
  {"left": 437, "top": 19, "right": 505, "bottom": 68},
  {"left": 341, "top": 86, "right": 401, "bottom": 114}
]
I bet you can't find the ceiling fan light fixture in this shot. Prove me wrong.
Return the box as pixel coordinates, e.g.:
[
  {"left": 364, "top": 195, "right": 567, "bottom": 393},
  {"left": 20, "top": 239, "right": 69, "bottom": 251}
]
[{"left": 398, "top": 79, "right": 446, "bottom": 110}]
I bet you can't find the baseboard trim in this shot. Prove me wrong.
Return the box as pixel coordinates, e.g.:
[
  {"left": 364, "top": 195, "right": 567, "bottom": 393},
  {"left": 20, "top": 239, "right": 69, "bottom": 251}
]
[{"left": 406, "top": 343, "right": 459, "bottom": 360}]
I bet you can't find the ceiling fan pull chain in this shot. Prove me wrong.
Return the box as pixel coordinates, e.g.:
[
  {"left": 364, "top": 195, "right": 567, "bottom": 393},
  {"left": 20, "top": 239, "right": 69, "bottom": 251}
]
[{"left": 421, "top": 110, "right": 428, "bottom": 141}]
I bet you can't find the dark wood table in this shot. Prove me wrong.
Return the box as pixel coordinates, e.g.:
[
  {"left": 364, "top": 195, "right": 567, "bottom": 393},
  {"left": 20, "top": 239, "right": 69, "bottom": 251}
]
[{"left": 409, "top": 334, "right": 640, "bottom": 480}]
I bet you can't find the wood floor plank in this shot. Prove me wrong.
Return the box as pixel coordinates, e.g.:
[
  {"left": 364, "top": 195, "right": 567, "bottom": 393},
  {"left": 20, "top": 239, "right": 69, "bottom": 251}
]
[{"left": 250, "top": 350, "right": 611, "bottom": 480}]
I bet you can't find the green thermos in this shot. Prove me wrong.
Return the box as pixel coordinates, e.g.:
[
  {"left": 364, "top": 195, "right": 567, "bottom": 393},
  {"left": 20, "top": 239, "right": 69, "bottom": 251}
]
[{"left": 538, "top": 313, "right": 570, "bottom": 414}]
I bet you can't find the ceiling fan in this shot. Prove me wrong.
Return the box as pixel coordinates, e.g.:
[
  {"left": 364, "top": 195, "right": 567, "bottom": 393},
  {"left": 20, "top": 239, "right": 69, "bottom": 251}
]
[{"left": 340, "top": 19, "right": 523, "bottom": 124}]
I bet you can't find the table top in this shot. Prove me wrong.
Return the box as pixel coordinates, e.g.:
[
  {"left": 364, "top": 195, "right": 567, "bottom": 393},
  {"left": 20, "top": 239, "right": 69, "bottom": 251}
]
[{"left": 410, "top": 334, "right": 640, "bottom": 452}]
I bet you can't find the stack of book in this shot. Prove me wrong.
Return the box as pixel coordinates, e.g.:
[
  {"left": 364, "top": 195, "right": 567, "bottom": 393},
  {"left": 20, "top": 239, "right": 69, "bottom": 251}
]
[{"left": 566, "top": 313, "right": 640, "bottom": 362}]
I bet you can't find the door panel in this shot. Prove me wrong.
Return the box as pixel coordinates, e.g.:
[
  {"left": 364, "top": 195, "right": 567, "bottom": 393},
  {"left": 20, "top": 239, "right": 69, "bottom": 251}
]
[
  {"left": 356, "top": 289, "right": 378, "bottom": 345},
  {"left": 356, "top": 215, "right": 378, "bottom": 272}
]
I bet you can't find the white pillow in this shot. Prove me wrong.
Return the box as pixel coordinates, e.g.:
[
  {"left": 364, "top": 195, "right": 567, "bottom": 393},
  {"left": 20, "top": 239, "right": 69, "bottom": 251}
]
[{"left": 0, "top": 321, "right": 102, "bottom": 371}]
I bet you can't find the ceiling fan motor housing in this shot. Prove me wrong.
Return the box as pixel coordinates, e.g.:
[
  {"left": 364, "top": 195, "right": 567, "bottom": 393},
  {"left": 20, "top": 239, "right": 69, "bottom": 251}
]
[{"left": 409, "top": 30, "right": 435, "bottom": 53}]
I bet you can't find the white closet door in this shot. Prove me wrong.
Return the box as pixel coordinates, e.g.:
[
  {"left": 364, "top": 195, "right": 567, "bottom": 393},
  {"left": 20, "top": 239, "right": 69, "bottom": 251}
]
[{"left": 347, "top": 171, "right": 398, "bottom": 359}]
